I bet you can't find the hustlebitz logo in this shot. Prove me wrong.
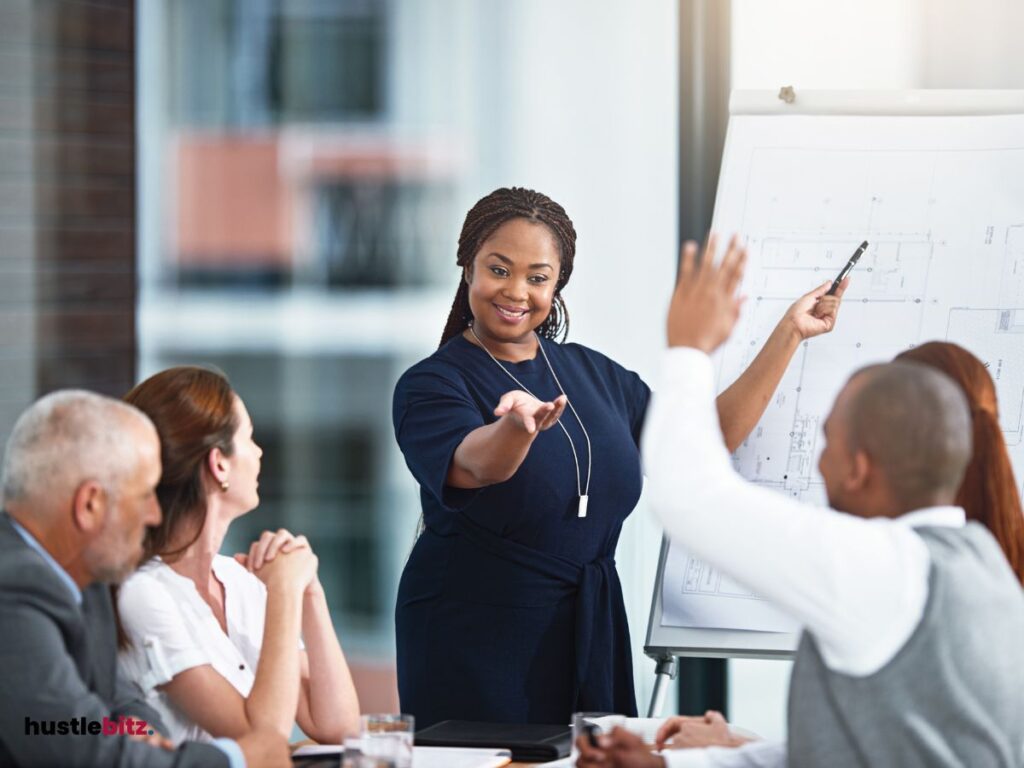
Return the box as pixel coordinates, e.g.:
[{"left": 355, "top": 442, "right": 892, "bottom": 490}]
[{"left": 24, "top": 716, "right": 154, "bottom": 736}]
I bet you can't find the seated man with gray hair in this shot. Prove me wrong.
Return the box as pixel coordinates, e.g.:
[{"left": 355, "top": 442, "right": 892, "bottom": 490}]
[
  {"left": 0, "top": 390, "right": 287, "bottom": 767},
  {"left": 577, "top": 241, "right": 1024, "bottom": 767}
]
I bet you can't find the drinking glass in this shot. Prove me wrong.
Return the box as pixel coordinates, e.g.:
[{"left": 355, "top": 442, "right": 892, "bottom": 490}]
[{"left": 360, "top": 713, "right": 414, "bottom": 768}]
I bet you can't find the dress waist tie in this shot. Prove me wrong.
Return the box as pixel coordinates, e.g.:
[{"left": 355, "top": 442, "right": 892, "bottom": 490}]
[{"left": 454, "top": 514, "right": 637, "bottom": 716}]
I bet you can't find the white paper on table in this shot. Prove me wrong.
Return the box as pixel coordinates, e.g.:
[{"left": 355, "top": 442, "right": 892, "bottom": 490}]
[
  {"left": 412, "top": 746, "right": 512, "bottom": 768},
  {"left": 291, "top": 743, "right": 512, "bottom": 767},
  {"left": 292, "top": 744, "right": 343, "bottom": 757}
]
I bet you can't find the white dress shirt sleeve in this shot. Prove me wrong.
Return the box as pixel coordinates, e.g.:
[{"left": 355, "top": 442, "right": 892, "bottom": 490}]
[
  {"left": 117, "top": 571, "right": 212, "bottom": 690},
  {"left": 662, "top": 740, "right": 787, "bottom": 768},
  {"left": 641, "top": 348, "right": 932, "bottom": 675}
]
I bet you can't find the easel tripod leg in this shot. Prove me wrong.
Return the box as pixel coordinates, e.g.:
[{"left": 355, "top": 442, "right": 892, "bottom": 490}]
[{"left": 647, "top": 656, "right": 678, "bottom": 717}]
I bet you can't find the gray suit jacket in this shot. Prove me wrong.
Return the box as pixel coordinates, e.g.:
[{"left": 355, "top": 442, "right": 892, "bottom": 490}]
[{"left": 0, "top": 513, "right": 230, "bottom": 768}]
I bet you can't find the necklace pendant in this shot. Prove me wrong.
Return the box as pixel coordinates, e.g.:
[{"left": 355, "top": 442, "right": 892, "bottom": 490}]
[{"left": 577, "top": 494, "right": 589, "bottom": 519}]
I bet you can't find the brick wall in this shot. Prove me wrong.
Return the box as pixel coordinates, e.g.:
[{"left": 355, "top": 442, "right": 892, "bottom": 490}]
[{"left": 0, "top": 0, "right": 135, "bottom": 458}]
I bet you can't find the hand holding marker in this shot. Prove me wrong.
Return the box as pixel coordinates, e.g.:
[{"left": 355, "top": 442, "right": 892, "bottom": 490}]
[{"left": 828, "top": 240, "right": 868, "bottom": 295}]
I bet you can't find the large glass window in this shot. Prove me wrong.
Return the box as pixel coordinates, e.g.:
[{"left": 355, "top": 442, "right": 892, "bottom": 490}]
[{"left": 139, "top": 0, "right": 678, "bottom": 713}]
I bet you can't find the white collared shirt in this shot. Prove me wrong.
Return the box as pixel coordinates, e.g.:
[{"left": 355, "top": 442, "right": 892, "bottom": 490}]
[
  {"left": 642, "top": 349, "right": 967, "bottom": 768},
  {"left": 116, "top": 555, "right": 273, "bottom": 745}
]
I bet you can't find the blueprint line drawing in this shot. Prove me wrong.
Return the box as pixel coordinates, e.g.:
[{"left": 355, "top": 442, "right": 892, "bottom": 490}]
[
  {"left": 662, "top": 543, "right": 799, "bottom": 634},
  {"left": 661, "top": 113, "right": 1024, "bottom": 633},
  {"left": 684, "top": 557, "right": 761, "bottom": 600},
  {"left": 946, "top": 307, "right": 1024, "bottom": 448}
]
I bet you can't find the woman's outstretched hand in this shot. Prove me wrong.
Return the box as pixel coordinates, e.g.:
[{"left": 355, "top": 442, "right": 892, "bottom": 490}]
[
  {"left": 494, "top": 391, "right": 568, "bottom": 435},
  {"left": 784, "top": 276, "right": 849, "bottom": 340},
  {"left": 667, "top": 234, "right": 747, "bottom": 353}
]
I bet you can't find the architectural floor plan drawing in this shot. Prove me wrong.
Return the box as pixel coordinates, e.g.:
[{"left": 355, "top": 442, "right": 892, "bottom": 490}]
[
  {"left": 661, "top": 545, "right": 799, "bottom": 633},
  {"left": 662, "top": 111, "right": 1024, "bottom": 633}
]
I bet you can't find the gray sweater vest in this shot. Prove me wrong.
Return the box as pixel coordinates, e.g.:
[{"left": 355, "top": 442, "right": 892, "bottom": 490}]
[{"left": 788, "top": 523, "right": 1024, "bottom": 768}]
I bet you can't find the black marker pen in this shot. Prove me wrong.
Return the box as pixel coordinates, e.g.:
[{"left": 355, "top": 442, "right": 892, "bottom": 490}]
[{"left": 827, "top": 240, "right": 868, "bottom": 295}]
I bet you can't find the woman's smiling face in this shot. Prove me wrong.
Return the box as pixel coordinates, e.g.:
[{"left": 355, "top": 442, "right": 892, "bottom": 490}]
[{"left": 465, "top": 217, "right": 561, "bottom": 346}]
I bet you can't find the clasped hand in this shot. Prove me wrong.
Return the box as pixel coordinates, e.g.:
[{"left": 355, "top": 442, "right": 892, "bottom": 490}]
[
  {"left": 234, "top": 528, "right": 320, "bottom": 595},
  {"left": 575, "top": 727, "right": 664, "bottom": 768},
  {"left": 575, "top": 713, "right": 750, "bottom": 767},
  {"left": 654, "top": 711, "right": 750, "bottom": 750}
]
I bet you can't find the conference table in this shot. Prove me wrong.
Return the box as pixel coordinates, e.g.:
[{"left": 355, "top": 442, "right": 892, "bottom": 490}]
[
  {"left": 291, "top": 753, "right": 551, "bottom": 766},
  {"left": 292, "top": 759, "right": 547, "bottom": 766}
]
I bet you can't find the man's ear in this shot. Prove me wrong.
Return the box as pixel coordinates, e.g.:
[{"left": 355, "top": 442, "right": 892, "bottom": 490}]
[
  {"left": 844, "top": 449, "right": 872, "bottom": 493},
  {"left": 71, "top": 480, "right": 107, "bottom": 534}
]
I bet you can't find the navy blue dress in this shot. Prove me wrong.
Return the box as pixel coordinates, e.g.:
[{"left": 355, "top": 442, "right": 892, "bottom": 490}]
[{"left": 393, "top": 334, "right": 650, "bottom": 727}]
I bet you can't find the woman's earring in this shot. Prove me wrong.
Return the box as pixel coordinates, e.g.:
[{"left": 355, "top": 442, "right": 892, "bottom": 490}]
[{"left": 220, "top": 480, "right": 230, "bottom": 492}]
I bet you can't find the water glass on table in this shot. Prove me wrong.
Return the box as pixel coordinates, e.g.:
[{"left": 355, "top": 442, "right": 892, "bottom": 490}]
[
  {"left": 360, "top": 713, "right": 414, "bottom": 768},
  {"left": 571, "top": 712, "right": 627, "bottom": 765}
]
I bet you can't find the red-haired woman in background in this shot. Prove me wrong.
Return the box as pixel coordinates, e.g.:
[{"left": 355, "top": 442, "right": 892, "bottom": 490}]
[
  {"left": 116, "top": 367, "right": 360, "bottom": 746},
  {"left": 896, "top": 341, "right": 1024, "bottom": 584}
]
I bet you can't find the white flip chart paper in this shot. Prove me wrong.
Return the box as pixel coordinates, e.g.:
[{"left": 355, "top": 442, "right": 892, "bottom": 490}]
[{"left": 661, "top": 106, "right": 1024, "bottom": 633}]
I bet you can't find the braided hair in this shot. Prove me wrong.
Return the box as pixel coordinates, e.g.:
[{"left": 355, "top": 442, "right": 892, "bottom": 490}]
[{"left": 438, "top": 187, "right": 577, "bottom": 348}]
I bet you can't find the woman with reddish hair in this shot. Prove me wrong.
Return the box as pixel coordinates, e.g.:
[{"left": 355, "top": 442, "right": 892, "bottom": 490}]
[
  {"left": 115, "top": 366, "right": 360, "bottom": 745},
  {"left": 896, "top": 341, "right": 1024, "bottom": 584}
]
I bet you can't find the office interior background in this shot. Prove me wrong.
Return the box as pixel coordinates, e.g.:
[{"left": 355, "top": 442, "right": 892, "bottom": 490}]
[{"left": 2, "top": 0, "right": 1023, "bottom": 742}]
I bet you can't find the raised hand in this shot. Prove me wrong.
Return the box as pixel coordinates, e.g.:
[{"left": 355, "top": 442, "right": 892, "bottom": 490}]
[
  {"left": 667, "top": 234, "right": 747, "bottom": 353},
  {"left": 784, "top": 276, "right": 849, "bottom": 340},
  {"left": 494, "top": 390, "right": 568, "bottom": 435}
]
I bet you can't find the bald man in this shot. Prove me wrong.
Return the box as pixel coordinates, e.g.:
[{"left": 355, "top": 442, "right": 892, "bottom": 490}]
[
  {"left": 577, "top": 241, "right": 1024, "bottom": 767},
  {"left": 0, "top": 391, "right": 288, "bottom": 767}
]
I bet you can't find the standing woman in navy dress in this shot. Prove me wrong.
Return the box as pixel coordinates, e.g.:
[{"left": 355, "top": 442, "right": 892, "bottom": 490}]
[{"left": 392, "top": 187, "right": 848, "bottom": 726}]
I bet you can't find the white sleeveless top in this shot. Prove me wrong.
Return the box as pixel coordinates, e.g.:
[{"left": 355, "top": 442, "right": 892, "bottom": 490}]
[{"left": 116, "top": 555, "right": 271, "bottom": 745}]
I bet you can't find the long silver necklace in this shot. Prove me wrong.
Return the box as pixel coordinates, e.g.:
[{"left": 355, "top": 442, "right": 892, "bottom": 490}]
[{"left": 468, "top": 325, "right": 593, "bottom": 518}]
